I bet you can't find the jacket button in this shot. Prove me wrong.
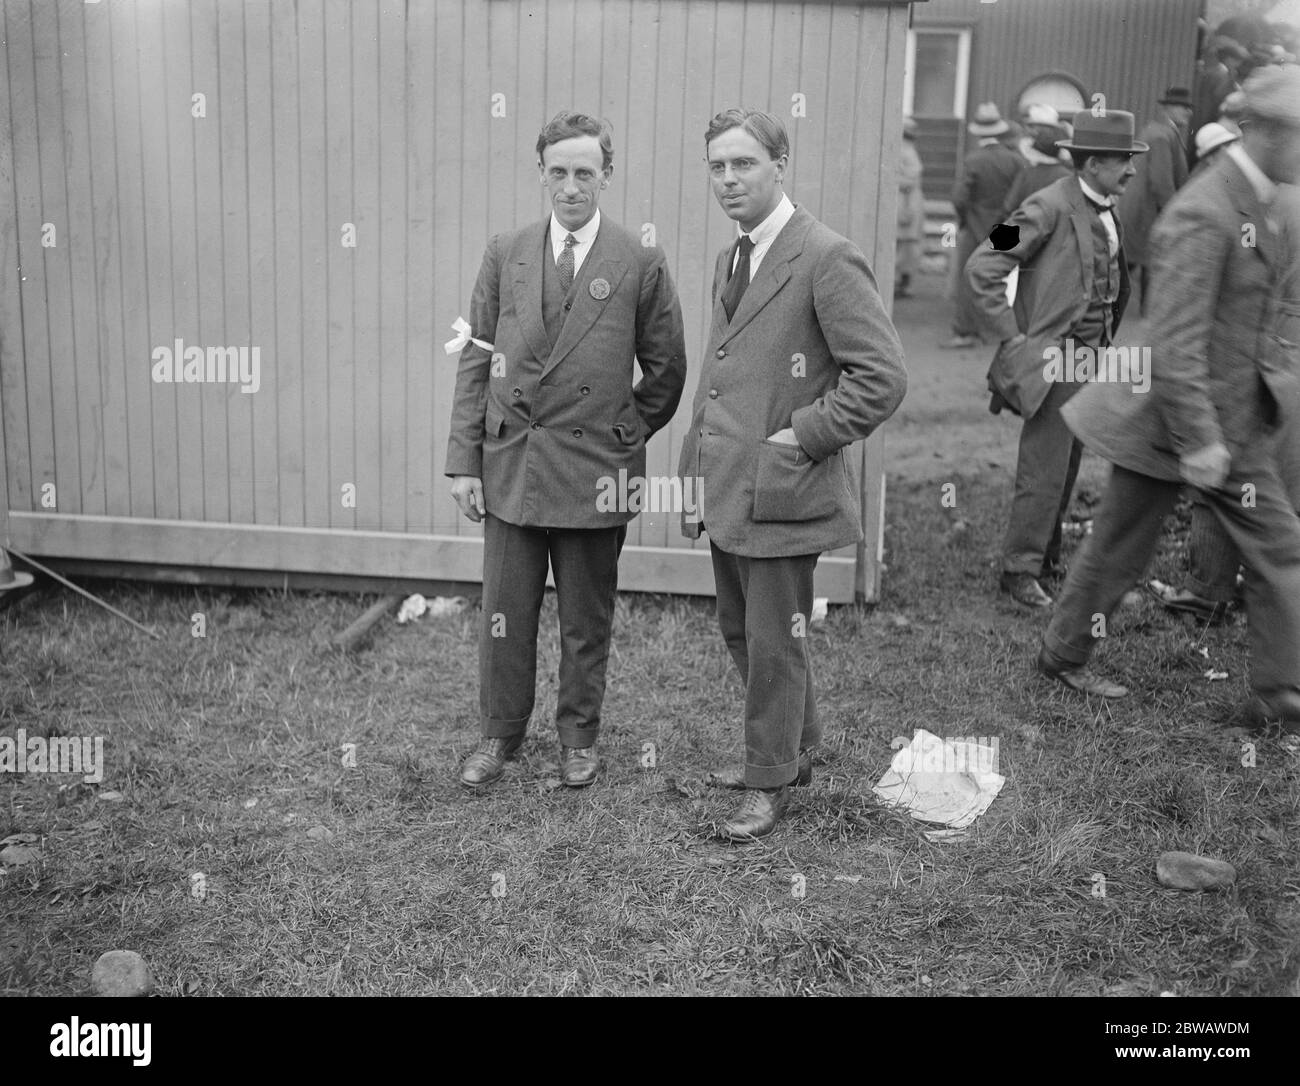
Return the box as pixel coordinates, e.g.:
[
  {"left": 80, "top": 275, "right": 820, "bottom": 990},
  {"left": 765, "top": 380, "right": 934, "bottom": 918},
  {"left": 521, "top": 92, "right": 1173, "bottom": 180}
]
[
  {"left": 563, "top": 302, "right": 572, "bottom": 311},
  {"left": 716, "top": 349, "right": 726, "bottom": 359},
  {"left": 708, "top": 388, "right": 719, "bottom": 399},
  {"left": 572, "top": 427, "right": 583, "bottom": 438},
  {"left": 512, "top": 387, "right": 522, "bottom": 397},
  {"left": 530, "top": 421, "right": 541, "bottom": 430},
  {"left": 580, "top": 385, "right": 591, "bottom": 395}
]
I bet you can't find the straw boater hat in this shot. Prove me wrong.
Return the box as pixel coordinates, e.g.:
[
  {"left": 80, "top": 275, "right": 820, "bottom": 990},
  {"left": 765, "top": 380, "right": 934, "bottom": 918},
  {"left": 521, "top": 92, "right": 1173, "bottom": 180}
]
[
  {"left": 0, "top": 550, "right": 34, "bottom": 594},
  {"left": 1195, "top": 121, "right": 1240, "bottom": 158},
  {"left": 1057, "top": 109, "right": 1149, "bottom": 153},
  {"left": 1023, "top": 103, "right": 1061, "bottom": 128},
  {"left": 968, "top": 102, "right": 1010, "bottom": 137}
]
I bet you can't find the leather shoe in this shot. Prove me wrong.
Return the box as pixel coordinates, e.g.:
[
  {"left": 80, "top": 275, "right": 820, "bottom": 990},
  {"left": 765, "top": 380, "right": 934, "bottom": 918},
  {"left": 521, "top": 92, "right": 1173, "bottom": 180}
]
[
  {"left": 706, "top": 749, "right": 812, "bottom": 790},
  {"left": 719, "top": 786, "right": 789, "bottom": 841},
  {"left": 561, "top": 745, "right": 600, "bottom": 787},
  {"left": 459, "top": 735, "right": 524, "bottom": 786},
  {"left": 1037, "top": 646, "right": 1129, "bottom": 698},
  {"left": 1145, "top": 579, "right": 1232, "bottom": 626},
  {"left": 1227, "top": 695, "right": 1300, "bottom": 736},
  {"left": 1001, "top": 571, "right": 1053, "bottom": 609}
]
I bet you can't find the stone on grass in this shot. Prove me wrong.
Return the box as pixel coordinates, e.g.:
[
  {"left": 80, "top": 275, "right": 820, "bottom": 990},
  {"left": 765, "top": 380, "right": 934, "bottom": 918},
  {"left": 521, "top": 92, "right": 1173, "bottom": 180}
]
[
  {"left": 306, "top": 825, "right": 334, "bottom": 842},
  {"left": 0, "top": 843, "right": 42, "bottom": 867},
  {"left": 1156, "top": 851, "right": 1236, "bottom": 891},
  {"left": 91, "top": 950, "right": 154, "bottom": 997}
]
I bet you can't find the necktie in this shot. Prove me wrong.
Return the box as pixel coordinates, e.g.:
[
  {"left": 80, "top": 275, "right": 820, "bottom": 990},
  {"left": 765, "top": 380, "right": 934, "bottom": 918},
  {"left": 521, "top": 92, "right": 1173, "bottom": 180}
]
[
  {"left": 721, "top": 235, "right": 754, "bottom": 321},
  {"left": 557, "top": 233, "right": 577, "bottom": 292}
]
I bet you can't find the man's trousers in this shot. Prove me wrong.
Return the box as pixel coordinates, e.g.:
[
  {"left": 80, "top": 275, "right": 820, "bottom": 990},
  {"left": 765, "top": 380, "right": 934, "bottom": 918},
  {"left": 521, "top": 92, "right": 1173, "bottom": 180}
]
[
  {"left": 1003, "top": 378, "right": 1083, "bottom": 577},
  {"left": 1044, "top": 462, "right": 1300, "bottom": 710},
  {"left": 479, "top": 514, "right": 626, "bottom": 748},
  {"left": 710, "top": 544, "right": 822, "bottom": 789}
]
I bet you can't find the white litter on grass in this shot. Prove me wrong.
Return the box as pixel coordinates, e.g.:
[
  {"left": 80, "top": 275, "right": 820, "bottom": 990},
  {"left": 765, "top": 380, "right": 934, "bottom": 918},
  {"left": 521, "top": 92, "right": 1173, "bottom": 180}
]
[
  {"left": 397, "top": 594, "right": 468, "bottom": 624},
  {"left": 810, "top": 598, "right": 828, "bottom": 624},
  {"left": 1204, "top": 668, "right": 1229, "bottom": 681},
  {"left": 872, "top": 729, "right": 1005, "bottom": 838}
]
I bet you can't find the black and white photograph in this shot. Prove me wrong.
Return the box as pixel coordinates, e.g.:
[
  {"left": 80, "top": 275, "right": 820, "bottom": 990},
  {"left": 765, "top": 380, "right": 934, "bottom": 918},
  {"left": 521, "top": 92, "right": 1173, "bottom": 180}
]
[{"left": 1, "top": 0, "right": 1297, "bottom": 1040}]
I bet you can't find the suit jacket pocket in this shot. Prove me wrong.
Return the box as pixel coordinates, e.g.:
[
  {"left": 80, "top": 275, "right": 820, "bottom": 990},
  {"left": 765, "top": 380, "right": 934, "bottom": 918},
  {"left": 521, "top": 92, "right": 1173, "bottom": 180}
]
[
  {"left": 752, "top": 440, "right": 837, "bottom": 522},
  {"left": 485, "top": 404, "right": 506, "bottom": 439},
  {"left": 612, "top": 416, "right": 643, "bottom": 446}
]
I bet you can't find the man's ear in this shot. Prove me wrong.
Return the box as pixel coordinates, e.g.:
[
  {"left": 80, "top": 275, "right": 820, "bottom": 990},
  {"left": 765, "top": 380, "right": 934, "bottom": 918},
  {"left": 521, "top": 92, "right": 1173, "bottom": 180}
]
[
  {"left": 602, "top": 165, "right": 614, "bottom": 187},
  {"left": 774, "top": 154, "right": 789, "bottom": 183}
]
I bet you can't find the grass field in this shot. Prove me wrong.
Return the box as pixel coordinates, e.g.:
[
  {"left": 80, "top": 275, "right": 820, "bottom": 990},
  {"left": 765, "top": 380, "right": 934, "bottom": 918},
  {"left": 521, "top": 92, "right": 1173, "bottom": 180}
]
[{"left": 2, "top": 463, "right": 1298, "bottom": 996}]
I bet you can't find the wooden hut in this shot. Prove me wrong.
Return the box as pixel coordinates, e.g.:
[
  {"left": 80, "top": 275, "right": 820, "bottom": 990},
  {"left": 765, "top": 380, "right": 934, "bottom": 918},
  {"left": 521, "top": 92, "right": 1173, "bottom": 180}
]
[{"left": 0, "top": 0, "right": 913, "bottom": 603}]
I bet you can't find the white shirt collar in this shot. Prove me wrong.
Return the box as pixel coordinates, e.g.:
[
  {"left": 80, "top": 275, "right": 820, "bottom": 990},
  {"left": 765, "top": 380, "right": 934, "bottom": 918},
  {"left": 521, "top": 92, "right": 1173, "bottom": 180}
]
[
  {"left": 549, "top": 208, "right": 601, "bottom": 250},
  {"left": 737, "top": 192, "right": 795, "bottom": 246},
  {"left": 1078, "top": 177, "right": 1115, "bottom": 210},
  {"left": 1226, "top": 142, "right": 1278, "bottom": 205}
]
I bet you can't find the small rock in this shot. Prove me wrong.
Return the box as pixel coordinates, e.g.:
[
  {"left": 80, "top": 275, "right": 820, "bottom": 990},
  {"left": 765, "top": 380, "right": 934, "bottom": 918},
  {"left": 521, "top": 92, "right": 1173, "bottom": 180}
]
[
  {"left": 97, "top": 791, "right": 124, "bottom": 802},
  {"left": 1121, "top": 590, "right": 1144, "bottom": 609},
  {"left": 1156, "top": 851, "right": 1236, "bottom": 891},
  {"left": 242, "top": 797, "right": 258, "bottom": 809},
  {"left": 306, "top": 825, "right": 334, "bottom": 842},
  {"left": 91, "top": 950, "right": 154, "bottom": 997},
  {"left": 0, "top": 844, "right": 42, "bottom": 867}
]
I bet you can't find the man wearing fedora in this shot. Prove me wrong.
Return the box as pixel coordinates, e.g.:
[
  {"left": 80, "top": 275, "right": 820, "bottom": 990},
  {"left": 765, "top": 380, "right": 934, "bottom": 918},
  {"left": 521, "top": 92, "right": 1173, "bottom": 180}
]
[
  {"left": 1039, "top": 66, "right": 1300, "bottom": 729},
  {"left": 677, "top": 108, "right": 906, "bottom": 840},
  {"left": 944, "top": 103, "right": 1025, "bottom": 349},
  {"left": 446, "top": 111, "right": 687, "bottom": 788},
  {"left": 967, "top": 107, "right": 1145, "bottom": 613},
  {"left": 1119, "top": 87, "right": 1193, "bottom": 315}
]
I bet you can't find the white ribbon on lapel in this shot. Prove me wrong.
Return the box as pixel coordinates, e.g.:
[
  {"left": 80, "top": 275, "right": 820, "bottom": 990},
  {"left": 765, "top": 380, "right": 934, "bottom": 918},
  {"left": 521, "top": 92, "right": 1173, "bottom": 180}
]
[{"left": 443, "top": 317, "right": 495, "bottom": 355}]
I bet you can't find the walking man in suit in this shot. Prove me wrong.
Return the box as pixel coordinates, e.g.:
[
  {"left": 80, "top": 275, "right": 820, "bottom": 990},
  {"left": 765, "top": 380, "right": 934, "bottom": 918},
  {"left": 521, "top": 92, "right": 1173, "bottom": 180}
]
[
  {"left": 1039, "top": 66, "right": 1300, "bottom": 728},
  {"left": 944, "top": 103, "right": 1025, "bottom": 349},
  {"left": 446, "top": 111, "right": 687, "bottom": 787},
  {"left": 677, "top": 108, "right": 907, "bottom": 840},
  {"left": 1119, "top": 87, "right": 1193, "bottom": 314},
  {"left": 967, "top": 109, "right": 1145, "bottom": 611}
]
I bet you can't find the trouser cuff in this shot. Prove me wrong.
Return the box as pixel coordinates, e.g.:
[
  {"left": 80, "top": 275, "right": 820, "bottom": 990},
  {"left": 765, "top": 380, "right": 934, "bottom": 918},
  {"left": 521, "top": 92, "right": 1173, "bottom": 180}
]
[
  {"left": 481, "top": 714, "right": 529, "bottom": 739},
  {"left": 1042, "top": 628, "right": 1091, "bottom": 667},
  {"left": 745, "top": 756, "right": 800, "bottom": 790},
  {"left": 557, "top": 724, "right": 600, "bottom": 749}
]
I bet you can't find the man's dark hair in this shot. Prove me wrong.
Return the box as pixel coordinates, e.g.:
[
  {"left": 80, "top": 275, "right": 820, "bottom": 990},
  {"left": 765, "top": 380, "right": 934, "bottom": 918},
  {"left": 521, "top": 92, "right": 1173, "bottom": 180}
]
[
  {"left": 536, "top": 111, "right": 614, "bottom": 170},
  {"left": 705, "top": 108, "right": 790, "bottom": 160},
  {"left": 1069, "top": 150, "right": 1131, "bottom": 172}
]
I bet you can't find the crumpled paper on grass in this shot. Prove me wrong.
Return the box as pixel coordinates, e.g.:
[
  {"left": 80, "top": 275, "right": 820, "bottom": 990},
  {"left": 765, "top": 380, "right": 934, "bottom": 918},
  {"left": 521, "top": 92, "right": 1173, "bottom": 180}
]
[
  {"left": 397, "top": 594, "right": 467, "bottom": 624},
  {"left": 873, "top": 729, "right": 1005, "bottom": 841}
]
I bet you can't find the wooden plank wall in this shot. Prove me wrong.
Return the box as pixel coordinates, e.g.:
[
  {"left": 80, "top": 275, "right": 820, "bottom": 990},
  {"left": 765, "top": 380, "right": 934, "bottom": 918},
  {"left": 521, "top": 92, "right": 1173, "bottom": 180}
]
[{"left": 0, "top": 0, "right": 908, "bottom": 600}]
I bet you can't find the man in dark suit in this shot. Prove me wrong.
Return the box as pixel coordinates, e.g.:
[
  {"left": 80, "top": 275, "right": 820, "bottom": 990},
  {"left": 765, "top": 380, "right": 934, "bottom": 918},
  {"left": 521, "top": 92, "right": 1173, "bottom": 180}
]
[
  {"left": 1119, "top": 87, "right": 1193, "bottom": 314},
  {"left": 446, "top": 111, "right": 687, "bottom": 788},
  {"left": 1040, "top": 66, "right": 1300, "bottom": 729},
  {"left": 677, "top": 109, "right": 907, "bottom": 840},
  {"left": 944, "top": 103, "right": 1025, "bottom": 349},
  {"left": 967, "top": 109, "right": 1144, "bottom": 612},
  {"left": 999, "top": 104, "right": 1071, "bottom": 219}
]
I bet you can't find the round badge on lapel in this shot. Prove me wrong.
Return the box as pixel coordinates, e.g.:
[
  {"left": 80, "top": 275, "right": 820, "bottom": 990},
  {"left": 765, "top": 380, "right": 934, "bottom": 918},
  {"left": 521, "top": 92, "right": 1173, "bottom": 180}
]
[{"left": 589, "top": 278, "right": 611, "bottom": 300}]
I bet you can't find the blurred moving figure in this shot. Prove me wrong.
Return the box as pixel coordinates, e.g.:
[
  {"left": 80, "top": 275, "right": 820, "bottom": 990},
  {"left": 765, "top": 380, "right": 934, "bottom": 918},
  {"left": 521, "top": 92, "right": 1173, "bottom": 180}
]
[
  {"left": 1118, "top": 87, "right": 1193, "bottom": 315},
  {"left": 896, "top": 117, "right": 925, "bottom": 298},
  {"left": 1039, "top": 67, "right": 1300, "bottom": 735}
]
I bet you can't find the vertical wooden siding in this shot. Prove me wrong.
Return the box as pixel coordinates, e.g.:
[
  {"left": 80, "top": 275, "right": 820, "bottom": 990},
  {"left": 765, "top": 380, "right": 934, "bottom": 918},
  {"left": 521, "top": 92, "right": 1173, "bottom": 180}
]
[{"left": 0, "top": 0, "right": 908, "bottom": 598}]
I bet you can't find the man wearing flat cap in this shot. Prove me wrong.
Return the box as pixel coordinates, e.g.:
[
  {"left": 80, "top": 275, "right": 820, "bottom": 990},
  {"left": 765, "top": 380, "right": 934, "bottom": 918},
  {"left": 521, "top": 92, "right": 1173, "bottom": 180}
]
[
  {"left": 967, "top": 108, "right": 1144, "bottom": 613},
  {"left": 1039, "top": 66, "right": 1300, "bottom": 733},
  {"left": 1119, "top": 87, "right": 1193, "bottom": 314}
]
